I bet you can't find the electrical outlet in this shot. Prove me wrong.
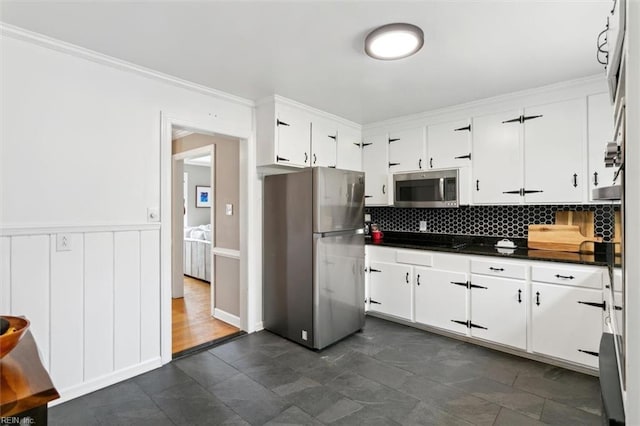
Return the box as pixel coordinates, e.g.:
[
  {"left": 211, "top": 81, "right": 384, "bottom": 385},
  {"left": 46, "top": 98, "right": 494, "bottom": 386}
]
[
  {"left": 225, "top": 204, "right": 233, "bottom": 216},
  {"left": 364, "top": 213, "right": 371, "bottom": 222},
  {"left": 419, "top": 221, "right": 427, "bottom": 232},
  {"left": 301, "top": 330, "right": 308, "bottom": 341},
  {"left": 56, "top": 234, "right": 72, "bottom": 251}
]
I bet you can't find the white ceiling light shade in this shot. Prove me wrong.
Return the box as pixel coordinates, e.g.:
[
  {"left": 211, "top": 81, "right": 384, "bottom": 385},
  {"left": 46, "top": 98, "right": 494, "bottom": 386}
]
[{"left": 365, "top": 23, "right": 424, "bottom": 60}]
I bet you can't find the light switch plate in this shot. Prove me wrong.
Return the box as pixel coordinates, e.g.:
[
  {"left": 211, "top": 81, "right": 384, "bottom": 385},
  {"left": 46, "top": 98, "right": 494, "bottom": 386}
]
[
  {"left": 56, "top": 234, "right": 72, "bottom": 251},
  {"left": 225, "top": 204, "right": 233, "bottom": 216},
  {"left": 419, "top": 221, "right": 427, "bottom": 232}
]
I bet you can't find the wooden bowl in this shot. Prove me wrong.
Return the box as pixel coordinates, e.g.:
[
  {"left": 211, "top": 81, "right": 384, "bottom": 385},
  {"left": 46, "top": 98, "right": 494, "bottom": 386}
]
[{"left": 0, "top": 316, "right": 30, "bottom": 358}]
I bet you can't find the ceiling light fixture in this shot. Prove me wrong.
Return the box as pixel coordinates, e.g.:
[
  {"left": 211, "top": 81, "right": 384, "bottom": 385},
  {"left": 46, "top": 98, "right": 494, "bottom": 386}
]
[{"left": 365, "top": 23, "right": 424, "bottom": 60}]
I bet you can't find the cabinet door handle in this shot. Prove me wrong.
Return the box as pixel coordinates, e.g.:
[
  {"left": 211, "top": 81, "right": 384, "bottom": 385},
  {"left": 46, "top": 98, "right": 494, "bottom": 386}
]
[
  {"left": 416, "top": 274, "right": 420, "bottom": 286},
  {"left": 382, "top": 184, "right": 386, "bottom": 194},
  {"left": 276, "top": 119, "right": 290, "bottom": 127},
  {"left": 489, "top": 267, "right": 504, "bottom": 272},
  {"left": 555, "top": 274, "right": 575, "bottom": 279},
  {"left": 313, "top": 153, "right": 317, "bottom": 165},
  {"left": 573, "top": 173, "right": 578, "bottom": 188},
  {"left": 518, "top": 289, "right": 522, "bottom": 303},
  {"left": 476, "top": 180, "right": 480, "bottom": 191},
  {"left": 304, "top": 152, "right": 308, "bottom": 163},
  {"left": 430, "top": 157, "right": 433, "bottom": 168},
  {"left": 419, "top": 158, "right": 422, "bottom": 169},
  {"left": 536, "top": 291, "right": 541, "bottom": 306},
  {"left": 405, "top": 272, "right": 409, "bottom": 284},
  {"left": 578, "top": 300, "right": 607, "bottom": 311},
  {"left": 454, "top": 153, "right": 472, "bottom": 160},
  {"left": 593, "top": 172, "right": 599, "bottom": 186},
  {"left": 276, "top": 156, "right": 290, "bottom": 162},
  {"left": 454, "top": 124, "right": 471, "bottom": 132}
]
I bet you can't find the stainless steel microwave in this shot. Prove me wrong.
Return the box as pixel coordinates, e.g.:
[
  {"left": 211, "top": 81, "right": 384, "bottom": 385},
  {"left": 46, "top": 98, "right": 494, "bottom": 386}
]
[{"left": 393, "top": 169, "right": 459, "bottom": 208}]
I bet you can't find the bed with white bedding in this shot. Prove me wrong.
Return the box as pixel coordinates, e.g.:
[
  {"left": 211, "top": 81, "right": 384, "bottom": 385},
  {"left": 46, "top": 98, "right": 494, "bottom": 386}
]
[{"left": 184, "top": 224, "right": 212, "bottom": 282}]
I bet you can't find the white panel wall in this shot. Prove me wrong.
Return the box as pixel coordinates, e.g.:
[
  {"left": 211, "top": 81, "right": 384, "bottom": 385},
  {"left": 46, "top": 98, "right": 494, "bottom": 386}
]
[
  {"left": 140, "top": 230, "right": 160, "bottom": 361},
  {"left": 0, "top": 238, "right": 10, "bottom": 313},
  {"left": 114, "top": 231, "right": 141, "bottom": 370},
  {"left": 1, "top": 228, "right": 161, "bottom": 398},
  {"left": 84, "top": 232, "right": 115, "bottom": 381},
  {"left": 50, "top": 233, "right": 84, "bottom": 390},
  {"left": 10, "top": 235, "right": 50, "bottom": 369}
]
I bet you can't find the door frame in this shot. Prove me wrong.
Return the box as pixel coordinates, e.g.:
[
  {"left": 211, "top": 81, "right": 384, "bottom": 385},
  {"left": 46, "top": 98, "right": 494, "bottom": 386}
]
[{"left": 160, "top": 112, "right": 257, "bottom": 364}]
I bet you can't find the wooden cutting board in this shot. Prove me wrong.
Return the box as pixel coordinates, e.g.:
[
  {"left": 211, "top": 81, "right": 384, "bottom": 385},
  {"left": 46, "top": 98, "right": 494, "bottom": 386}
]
[
  {"left": 528, "top": 225, "right": 603, "bottom": 252},
  {"left": 555, "top": 211, "right": 595, "bottom": 252}
]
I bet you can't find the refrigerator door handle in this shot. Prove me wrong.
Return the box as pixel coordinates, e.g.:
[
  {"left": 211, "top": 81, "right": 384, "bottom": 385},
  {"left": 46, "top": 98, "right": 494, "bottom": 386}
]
[{"left": 314, "top": 228, "right": 365, "bottom": 238}]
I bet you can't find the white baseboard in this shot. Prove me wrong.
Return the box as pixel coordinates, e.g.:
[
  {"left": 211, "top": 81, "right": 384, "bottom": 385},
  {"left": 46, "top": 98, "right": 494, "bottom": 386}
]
[
  {"left": 214, "top": 308, "right": 241, "bottom": 328},
  {"left": 254, "top": 321, "right": 264, "bottom": 331},
  {"left": 50, "top": 357, "right": 162, "bottom": 406}
]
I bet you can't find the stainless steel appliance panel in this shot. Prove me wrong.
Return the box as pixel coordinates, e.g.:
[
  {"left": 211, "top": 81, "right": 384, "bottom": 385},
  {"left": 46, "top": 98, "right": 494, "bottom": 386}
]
[
  {"left": 313, "top": 167, "right": 364, "bottom": 233},
  {"left": 312, "top": 230, "right": 365, "bottom": 349},
  {"left": 263, "top": 170, "right": 315, "bottom": 347},
  {"left": 393, "top": 169, "right": 459, "bottom": 208}
]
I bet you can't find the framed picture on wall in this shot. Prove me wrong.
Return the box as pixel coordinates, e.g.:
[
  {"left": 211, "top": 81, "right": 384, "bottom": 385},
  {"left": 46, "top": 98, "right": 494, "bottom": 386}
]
[{"left": 195, "top": 186, "right": 211, "bottom": 208}]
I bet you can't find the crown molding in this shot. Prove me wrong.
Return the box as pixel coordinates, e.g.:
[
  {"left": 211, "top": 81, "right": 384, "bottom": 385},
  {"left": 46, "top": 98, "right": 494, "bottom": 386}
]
[{"left": 0, "top": 22, "right": 255, "bottom": 108}]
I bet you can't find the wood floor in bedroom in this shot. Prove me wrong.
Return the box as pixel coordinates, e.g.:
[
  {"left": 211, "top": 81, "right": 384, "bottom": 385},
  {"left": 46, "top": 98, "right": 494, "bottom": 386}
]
[{"left": 172, "top": 276, "right": 240, "bottom": 355}]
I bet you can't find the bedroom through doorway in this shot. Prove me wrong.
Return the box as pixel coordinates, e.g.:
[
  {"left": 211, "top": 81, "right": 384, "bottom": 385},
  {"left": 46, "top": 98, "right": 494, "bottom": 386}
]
[{"left": 170, "top": 128, "right": 242, "bottom": 357}]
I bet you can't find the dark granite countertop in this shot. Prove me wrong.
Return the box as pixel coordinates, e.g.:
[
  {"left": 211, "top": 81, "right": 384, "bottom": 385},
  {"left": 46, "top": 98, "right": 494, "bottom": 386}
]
[{"left": 366, "top": 231, "right": 619, "bottom": 267}]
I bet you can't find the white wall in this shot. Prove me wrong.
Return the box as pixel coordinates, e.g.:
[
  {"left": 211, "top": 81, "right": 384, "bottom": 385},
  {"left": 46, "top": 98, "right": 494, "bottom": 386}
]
[
  {"left": 184, "top": 164, "right": 211, "bottom": 227},
  {"left": 0, "top": 27, "right": 259, "bottom": 403}
]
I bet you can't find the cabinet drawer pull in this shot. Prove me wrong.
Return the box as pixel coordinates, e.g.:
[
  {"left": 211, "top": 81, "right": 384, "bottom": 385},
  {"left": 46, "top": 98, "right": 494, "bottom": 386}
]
[
  {"left": 489, "top": 267, "right": 504, "bottom": 272},
  {"left": 313, "top": 153, "right": 317, "bottom": 165},
  {"left": 476, "top": 180, "right": 480, "bottom": 191},
  {"left": 419, "top": 158, "right": 422, "bottom": 169},
  {"left": 382, "top": 184, "right": 386, "bottom": 194},
  {"left": 405, "top": 272, "right": 409, "bottom": 284},
  {"left": 536, "top": 291, "right": 541, "bottom": 306},
  {"left": 416, "top": 274, "right": 421, "bottom": 286},
  {"left": 304, "top": 152, "right": 308, "bottom": 163},
  {"left": 573, "top": 173, "right": 578, "bottom": 188},
  {"left": 517, "top": 289, "right": 522, "bottom": 303},
  {"left": 430, "top": 157, "right": 433, "bottom": 168},
  {"left": 555, "top": 274, "right": 575, "bottom": 279},
  {"left": 593, "top": 172, "right": 599, "bottom": 186}
]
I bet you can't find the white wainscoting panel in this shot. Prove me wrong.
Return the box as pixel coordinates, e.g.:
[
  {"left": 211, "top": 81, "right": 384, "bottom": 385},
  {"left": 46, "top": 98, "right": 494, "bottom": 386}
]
[
  {"left": 140, "top": 230, "right": 160, "bottom": 361},
  {"left": 2, "top": 226, "right": 162, "bottom": 399},
  {"left": 84, "top": 232, "right": 115, "bottom": 381},
  {"left": 114, "top": 231, "right": 141, "bottom": 370},
  {"left": 11, "top": 235, "right": 50, "bottom": 369},
  {"left": 50, "top": 233, "right": 84, "bottom": 390},
  {"left": 0, "top": 237, "right": 10, "bottom": 313}
]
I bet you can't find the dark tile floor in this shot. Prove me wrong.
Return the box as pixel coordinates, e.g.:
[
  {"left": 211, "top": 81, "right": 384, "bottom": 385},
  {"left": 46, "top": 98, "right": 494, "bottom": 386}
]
[{"left": 50, "top": 317, "right": 602, "bottom": 425}]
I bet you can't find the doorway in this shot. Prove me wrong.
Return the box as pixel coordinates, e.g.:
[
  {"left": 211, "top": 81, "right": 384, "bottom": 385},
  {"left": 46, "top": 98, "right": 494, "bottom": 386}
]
[{"left": 170, "top": 129, "right": 242, "bottom": 356}]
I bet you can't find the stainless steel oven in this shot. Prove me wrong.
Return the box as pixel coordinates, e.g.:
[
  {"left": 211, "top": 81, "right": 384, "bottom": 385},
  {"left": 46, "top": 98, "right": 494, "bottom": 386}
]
[{"left": 393, "top": 169, "right": 459, "bottom": 208}]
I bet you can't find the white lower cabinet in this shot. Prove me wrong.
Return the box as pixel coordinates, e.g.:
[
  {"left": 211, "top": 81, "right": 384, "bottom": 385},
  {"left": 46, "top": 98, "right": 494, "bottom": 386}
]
[
  {"left": 368, "top": 261, "right": 413, "bottom": 321},
  {"left": 414, "top": 267, "right": 467, "bottom": 334},
  {"left": 531, "top": 282, "right": 603, "bottom": 368},
  {"left": 469, "top": 274, "right": 526, "bottom": 350}
]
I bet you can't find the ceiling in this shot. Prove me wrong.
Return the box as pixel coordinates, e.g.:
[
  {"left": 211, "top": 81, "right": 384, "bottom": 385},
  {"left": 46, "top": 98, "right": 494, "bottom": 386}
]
[{"left": 1, "top": 1, "right": 610, "bottom": 124}]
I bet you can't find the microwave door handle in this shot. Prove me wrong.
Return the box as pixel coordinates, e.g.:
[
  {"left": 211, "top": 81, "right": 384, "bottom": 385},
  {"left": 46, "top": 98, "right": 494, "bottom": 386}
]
[{"left": 439, "top": 177, "right": 445, "bottom": 201}]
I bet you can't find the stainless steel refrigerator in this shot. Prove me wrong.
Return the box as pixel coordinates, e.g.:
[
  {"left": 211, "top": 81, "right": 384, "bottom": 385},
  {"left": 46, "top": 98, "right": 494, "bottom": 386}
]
[{"left": 263, "top": 167, "right": 365, "bottom": 350}]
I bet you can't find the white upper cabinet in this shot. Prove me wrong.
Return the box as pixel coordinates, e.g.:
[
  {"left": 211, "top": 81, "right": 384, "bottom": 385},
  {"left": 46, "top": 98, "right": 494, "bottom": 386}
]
[
  {"left": 336, "top": 124, "right": 362, "bottom": 171},
  {"left": 310, "top": 115, "right": 337, "bottom": 168},
  {"left": 587, "top": 93, "right": 615, "bottom": 200},
  {"left": 257, "top": 99, "right": 311, "bottom": 168},
  {"left": 388, "top": 127, "right": 426, "bottom": 173},
  {"left": 472, "top": 109, "right": 523, "bottom": 204},
  {"left": 257, "top": 96, "right": 361, "bottom": 171},
  {"left": 522, "top": 98, "right": 585, "bottom": 203},
  {"left": 472, "top": 99, "right": 586, "bottom": 204},
  {"left": 427, "top": 119, "right": 472, "bottom": 169},
  {"left": 362, "top": 133, "right": 390, "bottom": 205}
]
